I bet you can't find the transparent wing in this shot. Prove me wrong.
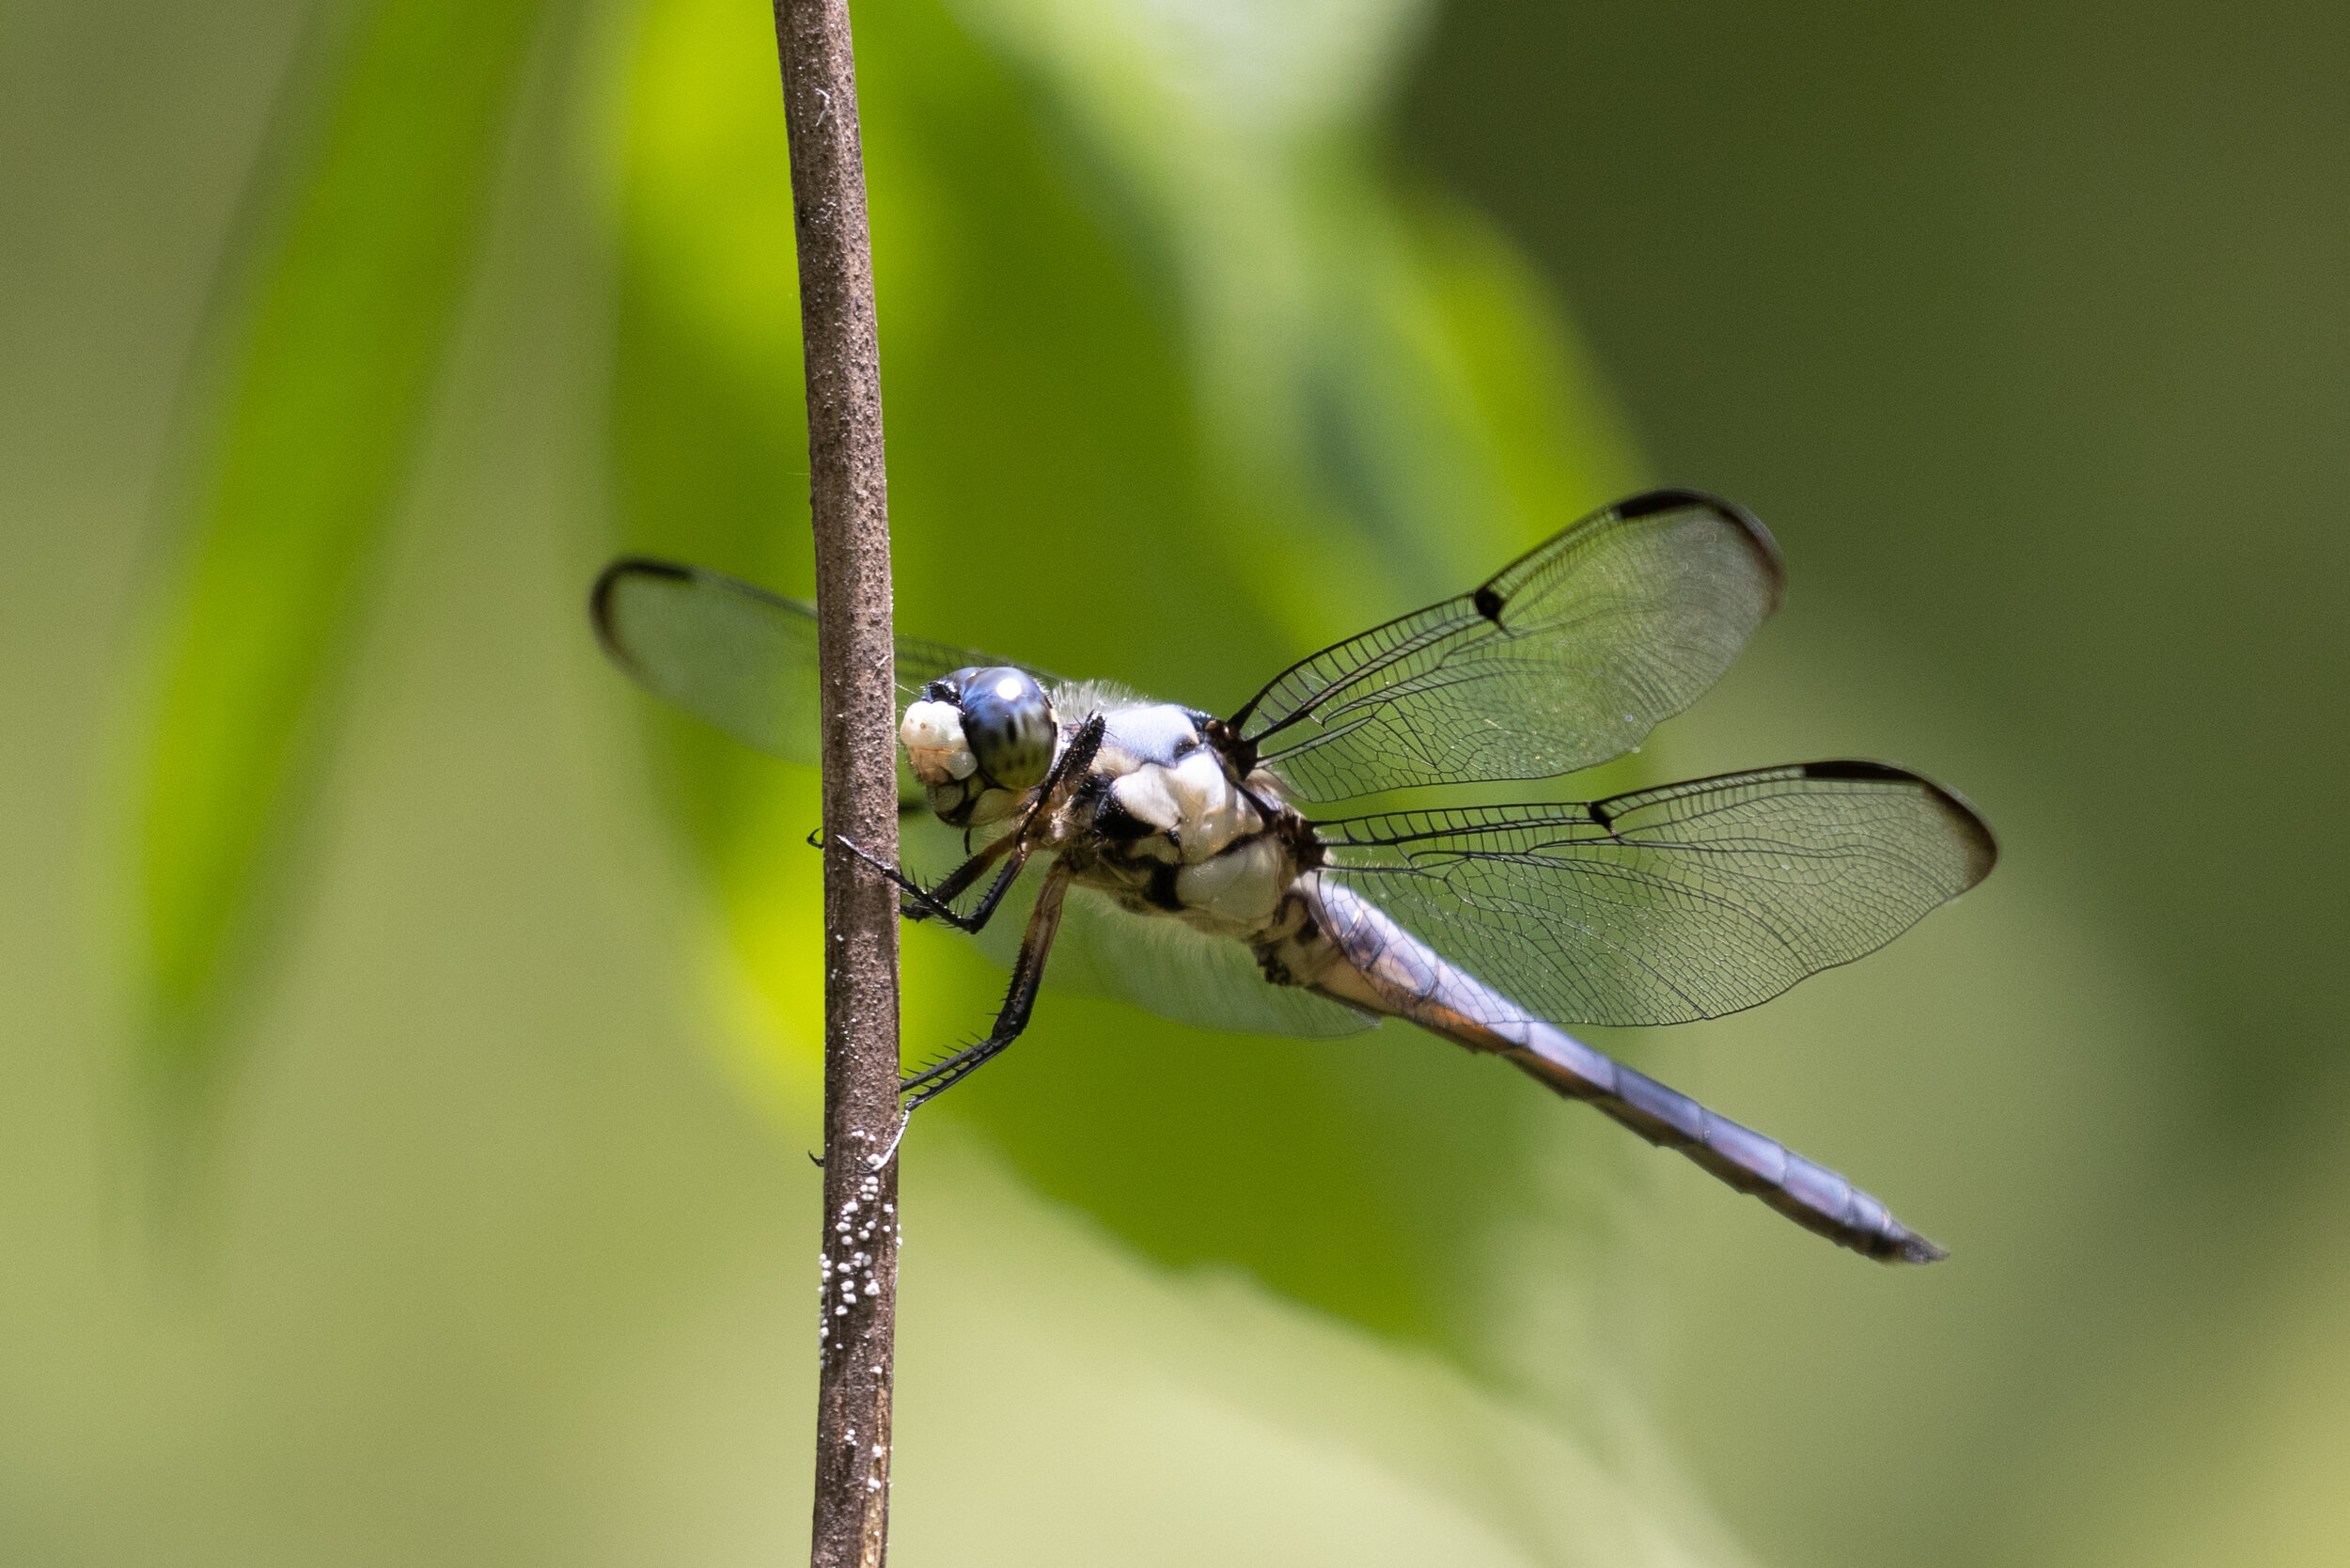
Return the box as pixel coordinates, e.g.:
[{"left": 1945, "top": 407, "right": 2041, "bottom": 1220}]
[
  {"left": 590, "top": 557, "right": 1055, "bottom": 802},
  {"left": 1310, "top": 761, "right": 1997, "bottom": 1027},
  {"left": 1231, "top": 490, "right": 1783, "bottom": 801},
  {"left": 901, "top": 815, "right": 1375, "bottom": 1041}
]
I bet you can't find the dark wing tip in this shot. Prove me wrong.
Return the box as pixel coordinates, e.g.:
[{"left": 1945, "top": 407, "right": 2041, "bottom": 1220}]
[
  {"left": 589, "top": 556, "right": 695, "bottom": 666},
  {"left": 1612, "top": 485, "right": 1728, "bottom": 522},
  {"left": 1797, "top": 760, "right": 2000, "bottom": 889},
  {"left": 1611, "top": 487, "right": 1786, "bottom": 614},
  {"left": 1796, "top": 758, "right": 1917, "bottom": 782}
]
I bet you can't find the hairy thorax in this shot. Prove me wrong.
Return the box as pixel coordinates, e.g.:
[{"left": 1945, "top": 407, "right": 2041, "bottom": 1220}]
[
  {"left": 911, "top": 694, "right": 1324, "bottom": 949},
  {"left": 1069, "top": 703, "right": 1306, "bottom": 943}
]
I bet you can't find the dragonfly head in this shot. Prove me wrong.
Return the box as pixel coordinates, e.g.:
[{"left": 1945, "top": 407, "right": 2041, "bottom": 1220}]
[{"left": 902, "top": 666, "right": 1058, "bottom": 792}]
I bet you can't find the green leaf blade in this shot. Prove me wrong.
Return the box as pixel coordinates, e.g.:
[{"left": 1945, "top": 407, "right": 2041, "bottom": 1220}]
[{"left": 133, "top": 0, "right": 548, "bottom": 1079}]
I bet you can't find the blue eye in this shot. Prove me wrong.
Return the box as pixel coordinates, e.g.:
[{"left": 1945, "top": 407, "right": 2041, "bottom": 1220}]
[{"left": 952, "top": 666, "right": 1056, "bottom": 790}]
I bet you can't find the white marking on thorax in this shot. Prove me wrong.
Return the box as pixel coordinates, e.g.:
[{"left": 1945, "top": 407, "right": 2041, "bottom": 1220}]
[
  {"left": 1082, "top": 706, "right": 1292, "bottom": 938},
  {"left": 1109, "top": 748, "right": 1260, "bottom": 864},
  {"left": 1174, "top": 835, "right": 1287, "bottom": 932},
  {"left": 1095, "top": 702, "right": 1200, "bottom": 773}
]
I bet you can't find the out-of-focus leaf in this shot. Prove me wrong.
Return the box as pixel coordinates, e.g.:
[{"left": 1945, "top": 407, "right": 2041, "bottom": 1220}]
[
  {"left": 132, "top": 0, "right": 547, "bottom": 1084},
  {"left": 948, "top": 0, "right": 1641, "bottom": 638},
  {"left": 887, "top": 1125, "right": 1755, "bottom": 1568},
  {"left": 612, "top": 0, "right": 1647, "bottom": 1372}
]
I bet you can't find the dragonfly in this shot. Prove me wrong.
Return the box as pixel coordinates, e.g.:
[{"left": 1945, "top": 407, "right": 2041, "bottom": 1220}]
[{"left": 591, "top": 489, "right": 1995, "bottom": 1263}]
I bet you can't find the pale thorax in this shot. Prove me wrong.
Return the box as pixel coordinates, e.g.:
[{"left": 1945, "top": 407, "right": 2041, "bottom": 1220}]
[{"left": 906, "top": 697, "right": 1309, "bottom": 945}]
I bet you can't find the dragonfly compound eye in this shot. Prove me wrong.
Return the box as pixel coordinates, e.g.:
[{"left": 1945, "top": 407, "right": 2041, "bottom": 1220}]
[{"left": 954, "top": 666, "right": 1056, "bottom": 790}]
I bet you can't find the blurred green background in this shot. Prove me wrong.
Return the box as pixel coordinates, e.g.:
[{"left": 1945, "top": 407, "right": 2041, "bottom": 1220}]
[{"left": 3, "top": 0, "right": 2344, "bottom": 1563}]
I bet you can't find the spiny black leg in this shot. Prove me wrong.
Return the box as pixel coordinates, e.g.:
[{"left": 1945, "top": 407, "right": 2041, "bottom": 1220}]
[
  {"left": 898, "top": 862, "right": 1071, "bottom": 1111},
  {"left": 933, "top": 844, "right": 1038, "bottom": 933},
  {"left": 821, "top": 711, "right": 1106, "bottom": 933},
  {"left": 897, "top": 964, "right": 1042, "bottom": 1110},
  {"left": 1054, "top": 712, "right": 1108, "bottom": 782},
  {"left": 898, "top": 1033, "right": 1022, "bottom": 1112},
  {"left": 884, "top": 839, "right": 1034, "bottom": 935},
  {"left": 810, "top": 826, "right": 935, "bottom": 905},
  {"left": 928, "top": 712, "right": 1103, "bottom": 904},
  {"left": 816, "top": 828, "right": 1017, "bottom": 929}
]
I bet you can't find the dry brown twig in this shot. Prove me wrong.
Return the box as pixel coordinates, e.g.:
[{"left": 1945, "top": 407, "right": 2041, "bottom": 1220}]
[{"left": 768, "top": 1, "right": 902, "bottom": 1563}]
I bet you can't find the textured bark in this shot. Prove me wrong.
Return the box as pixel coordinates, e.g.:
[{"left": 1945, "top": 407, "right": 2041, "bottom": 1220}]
[{"left": 769, "top": 2, "right": 901, "bottom": 1564}]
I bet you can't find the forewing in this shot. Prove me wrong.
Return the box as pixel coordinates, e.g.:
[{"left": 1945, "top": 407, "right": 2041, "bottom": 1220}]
[
  {"left": 1232, "top": 490, "right": 1783, "bottom": 801},
  {"left": 900, "top": 816, "right": 1375, "bottom": 1041},
  {"left": 590, "top": 557, "right": 1047, "bottom": 800},
  {"left": 1311, "top": 762, "right": 1997, "bottom": 1027}
]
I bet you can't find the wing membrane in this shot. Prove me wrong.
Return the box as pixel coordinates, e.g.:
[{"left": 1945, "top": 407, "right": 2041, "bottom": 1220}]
[
  {"left": 1232, "top": 490, "right": 1783, "bottom": 801},
  {"left": 590, "top": 557, "right": 1051, "bottom": 800},
  {"left": 1311, "top": 761, "right": 1997, "bottom": 1027}
]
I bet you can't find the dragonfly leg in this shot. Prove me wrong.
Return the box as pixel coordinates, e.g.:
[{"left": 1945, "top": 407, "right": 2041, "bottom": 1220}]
[
  {"left": 823, "top": 713, "right": 1105, "bottom": 933},
  {"left": 898, "top": 860, "right": 1072, "bottom": 1111},
  {"left": 825, "top": 828, "right": 1026, "bottom": 930},
  {"left": 920, "top": 839, "right": 1036, "bottom": 933}
]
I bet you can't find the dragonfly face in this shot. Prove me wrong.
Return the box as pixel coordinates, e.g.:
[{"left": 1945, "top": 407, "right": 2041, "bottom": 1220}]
[
  {"left": 590, "top": 489, "right": 1997, "bottom": 1264},
  {"left": 901, "top": 665, "right": 1058, "bottom": 820}
]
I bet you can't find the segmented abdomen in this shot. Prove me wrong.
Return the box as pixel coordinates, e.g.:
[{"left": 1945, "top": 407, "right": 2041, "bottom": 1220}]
[{"left": 1301, "top": 876, "right": 1943, "bottom": 1263}]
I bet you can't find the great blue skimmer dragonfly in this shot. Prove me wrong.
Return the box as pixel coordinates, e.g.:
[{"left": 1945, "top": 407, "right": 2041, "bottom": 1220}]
[{"left": 592, "top": 489, "right": 1995, "bottom": 1262}]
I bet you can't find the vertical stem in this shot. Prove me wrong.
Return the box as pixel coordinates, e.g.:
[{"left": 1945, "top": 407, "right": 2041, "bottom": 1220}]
[{"left": 769, "top": 3, "right": 900, "bottom": 1565}]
